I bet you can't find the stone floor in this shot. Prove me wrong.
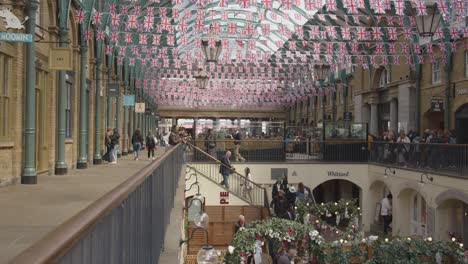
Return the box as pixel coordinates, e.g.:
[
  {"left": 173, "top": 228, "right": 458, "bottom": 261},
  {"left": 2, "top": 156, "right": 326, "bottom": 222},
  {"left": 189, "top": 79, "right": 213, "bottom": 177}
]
[{"left": 0, "top": 149, "right": 165, "bottom": 264}]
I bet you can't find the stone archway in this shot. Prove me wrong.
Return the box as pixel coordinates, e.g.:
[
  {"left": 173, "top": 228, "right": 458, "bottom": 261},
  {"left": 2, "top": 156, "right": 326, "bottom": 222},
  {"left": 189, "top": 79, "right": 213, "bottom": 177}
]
[
  {"left": 435, "top": 193, "right": 468, "bottom": 248},
  {"left": 368, "top": 180, "right": 392, "bottom": 232},
  {"left": 312, "top": 179, "right": 362, "bottom": 205},
  {"left": 397, "top": 187, "right": 430, "bottom": 238}
]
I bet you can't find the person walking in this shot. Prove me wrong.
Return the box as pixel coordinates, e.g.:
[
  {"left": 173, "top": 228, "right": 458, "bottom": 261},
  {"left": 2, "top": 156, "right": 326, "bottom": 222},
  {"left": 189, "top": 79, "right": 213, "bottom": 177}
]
[
  {"left": 242, "top": 167, "right": 253, "bottom": 202},
  {"left": 146, "top": 130, "right": 157, "bottom": 160},
  {"left": 233, "top": 130, "right": 246, "bottom": 162},
  {"left": 205, "top": 129, "right": 216, "bottom": 158},
  {"left": 104, "top": 128, "right": 113, "bottom": 162},
  {"left": 219, "top": 151, "right": 234, "bottom": 189},
  {"left": 380, "top": 193, "right": 393, "bottom": 235},
  {"left": 110, "top": 128, "right": 120, "bottom": 164},
  {"left": 131, "top": 129, "right": 144, "bottom": 160}
]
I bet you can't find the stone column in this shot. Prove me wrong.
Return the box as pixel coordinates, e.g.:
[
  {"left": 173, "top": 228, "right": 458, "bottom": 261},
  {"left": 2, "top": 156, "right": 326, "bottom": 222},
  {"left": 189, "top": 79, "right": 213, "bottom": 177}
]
[
  {"left": 77, "top": 44, "right": 88, "bottom": 168},
  {"left": 55, "top": 27, "right": 68, "bottom": 175},
  {"left": 390, "top": 99, "right": 398, "bottom": 133},
  {"left": 370, "top": 103, "right": 379, "bottom": 136}
]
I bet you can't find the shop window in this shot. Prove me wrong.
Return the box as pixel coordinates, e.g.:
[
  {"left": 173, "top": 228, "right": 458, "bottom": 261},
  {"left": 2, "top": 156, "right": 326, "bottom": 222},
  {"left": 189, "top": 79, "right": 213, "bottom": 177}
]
[
  {"left": 0, "top": 54, "right": 11, "bottom": 141},
  {"left": 432, "top": 60, "right": 441, "bottom": 84},
  {"left": 65, "top": 81, "right": 73, "bottom": 138}
]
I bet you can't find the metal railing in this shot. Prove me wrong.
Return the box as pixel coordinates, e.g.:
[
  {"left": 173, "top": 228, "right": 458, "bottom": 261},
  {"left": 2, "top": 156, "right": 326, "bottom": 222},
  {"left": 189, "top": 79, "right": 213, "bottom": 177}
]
[
  {"left": 11, "top": 144, "right": 185, "bottom": 264},
  {"left": 185, "top": 142, "right": 269, "bottom": 208},
  {"left": 369, "top": 142, "right": 468, "bottom": 178},
  {"left": 190, "top": 139, "right": 368, "bottom": 162}
]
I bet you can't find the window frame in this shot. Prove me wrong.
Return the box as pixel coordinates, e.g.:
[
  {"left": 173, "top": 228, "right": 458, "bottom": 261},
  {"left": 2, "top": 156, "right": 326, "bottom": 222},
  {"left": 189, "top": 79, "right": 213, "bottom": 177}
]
[
  {"left": 0, "top": 54, "right": 11, "bottom": 141},
  {"left": 432, "top": 59, "right": 441, "bottom": 84},
  {"left": 379, "top": 68, "right": 389, "bottom": 88}
]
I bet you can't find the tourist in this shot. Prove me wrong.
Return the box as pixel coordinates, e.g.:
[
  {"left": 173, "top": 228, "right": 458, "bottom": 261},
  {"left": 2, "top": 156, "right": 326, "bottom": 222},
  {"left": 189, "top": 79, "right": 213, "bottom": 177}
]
[
  {"left": 104, "top": 128, "right": 113, "bottom": 162},
  {"left": 396, "top": 131, "right": 410, "bottom": 165},
  {"left": 296, "top": 182, "right": 313, "bottom": 203},
  {"left": 272, "top": 190, "right": 287, "bottom": 217},
  {"left": 205, "top": 129, "right": 216, "bottom": 158},
  {"left": 272, "top": 179, "right": 284, "bottom": 199},
  {"left": 110, "top": 128, "right": 120, "bottom": 164},
  {"left": 380, "top": 193, "right": 393, "bottom": 235},
  {"left": 286, "top": 185, "right": 297, "bottom": 208},
  {"left": 233, "top": 130, "right": 246, "bottom": 162},
  {"left": 168, "top": 125, "right": 182, "bottom": 147},
  {"left": 219, "top": 151, "right": 234, "bottom": 189},
  {"left": 242, "top": 167, "right": 253, "bottom": 202},
  {"left": 131, "top": 129, "right": 144, "bottom": 160},
  {"left": 146, "top": 130, "right": 156, "bottom": 160},
  {"left": 234, "top": 215, "right": 246, "bottom": 233}
]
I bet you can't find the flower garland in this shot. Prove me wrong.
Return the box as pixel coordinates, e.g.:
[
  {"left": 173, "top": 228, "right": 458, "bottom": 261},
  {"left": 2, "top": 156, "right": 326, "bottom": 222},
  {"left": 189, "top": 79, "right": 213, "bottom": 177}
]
[{"left": 225, "top": 200, "right": 465, "bottom": 264}]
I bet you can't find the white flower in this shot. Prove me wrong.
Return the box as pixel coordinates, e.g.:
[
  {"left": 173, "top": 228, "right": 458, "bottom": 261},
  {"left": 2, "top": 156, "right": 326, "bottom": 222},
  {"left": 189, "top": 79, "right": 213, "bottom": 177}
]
[
  {"left": 311, "top": 230, "right": 319, "bottom": 237},
  {"left": 384, "top": 238, "right": 389, "bottom": 242},
  {"left": 357, "top": 207, "right": 361, "bottom": 211},
  {"left": 452, "top": 237, "right": 456, "bottom": 242},
  {"left": 346, "top": 202, "right": 349, "bottom": 206},
  {"left": 315, "top": 220, "right": 320, "bottom": 224},
  {"left": 228, "top": 246, "right": 235, "bottom": 254},
  {"left": 334, "top": 202, "right": 338, "bottom": 206},
  {"left": 368, "top": 236, "right": 379, "bottom": 241},
  {"left": 344, "top": 240, "right": 348, "bottom": 244},
  {"left": 427, "top": 237, "right": 432, "bottom": 242},
  {"left": 321, "top": 203, "right": 324, "bottom": 206},
  {"left": 306, "top": 203, "right": 310, "bottom": 206},
  {"left": 460, "top": 243, "right": 464, "bottom": 248},
  {"left": 407, "top": 237, "right": 411, "bottom": 241},
  {"left": 361, "top": 239, "right": 366, "bottom": 243},
  {"left": 339, "top": 239, "right": 344, "bottom": 243},
  {"left": 239, "top": 227, "right": 245, "bottom": 231}
]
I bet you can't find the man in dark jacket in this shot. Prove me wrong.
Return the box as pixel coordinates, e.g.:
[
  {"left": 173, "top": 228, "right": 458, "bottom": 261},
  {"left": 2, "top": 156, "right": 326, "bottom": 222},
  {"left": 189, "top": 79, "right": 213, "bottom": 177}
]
[{"left": 219, "top": 151, "right": 234, "bottom": 189}]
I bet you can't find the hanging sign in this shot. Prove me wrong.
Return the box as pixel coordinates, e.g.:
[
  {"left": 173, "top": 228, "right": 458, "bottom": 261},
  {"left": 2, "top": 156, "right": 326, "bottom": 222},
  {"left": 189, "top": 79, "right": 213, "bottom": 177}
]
[
  {"left": 0, "top": 32, "right": 32, "bottom": 42},
  {"left": 123, "top": 95, "right": 135, "bottom": 106},
  {"left": 135, "top": 102, "right": 145, "bottom": 113},
  {"left": 220, "top": 191, "right": 229, "bottom": 205},
  {"left": 107, "top": 83, "right": 120, "bottom": 97},
  {"left": 431, "top": 98, "right": 444, "bottom": 112},
  {"left": 49, "top": 47, "right": 72, "bottom": 70}
]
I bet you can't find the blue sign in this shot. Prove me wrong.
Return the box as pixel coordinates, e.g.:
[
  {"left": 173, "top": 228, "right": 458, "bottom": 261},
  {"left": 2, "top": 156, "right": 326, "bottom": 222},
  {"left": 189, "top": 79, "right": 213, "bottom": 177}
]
[
  {"left": 123, "top": 95, "right": 135, "bottom": 106},
  {"left": 0, "top": 32, "right": 32, "bottom": 43}
]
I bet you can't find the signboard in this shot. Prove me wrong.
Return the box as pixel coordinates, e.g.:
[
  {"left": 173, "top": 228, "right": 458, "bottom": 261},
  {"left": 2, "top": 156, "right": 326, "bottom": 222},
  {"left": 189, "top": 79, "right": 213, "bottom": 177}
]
[
  {"left": 49, "top": 47, "right": 72, "bottom": 70},
  {"left": 135, "top": 102, "right": 145, "bottom": 113},
  {"left": 123, "top": 95, "right": 135, "bottom": 106},
  {"left": 431, "top": 98, "right": 444, "bottom": 112},
  {"left": 455, "top": 87, "right": 468, "bottom": 97},
  {"left": 0, "top": 32, "right": 32, "bottom": 42},
  {"left": 327, "top": 171, "right": 350, "bottom": 177},
  {"left": 107, "top": 83, "right": 120, "bottom": 97},
  {"left": 344, "top": 112, "right": 353, "bottom": 121},
  {"left": 220, "top": 191, "right": 229, "bottom": 204}
]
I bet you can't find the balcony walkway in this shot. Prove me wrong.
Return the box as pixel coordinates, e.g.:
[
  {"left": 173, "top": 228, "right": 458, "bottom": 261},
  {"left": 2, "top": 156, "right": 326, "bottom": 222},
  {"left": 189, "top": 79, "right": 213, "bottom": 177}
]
[{"left": 0, "top": 149, "right": 165, "bottom": 264}]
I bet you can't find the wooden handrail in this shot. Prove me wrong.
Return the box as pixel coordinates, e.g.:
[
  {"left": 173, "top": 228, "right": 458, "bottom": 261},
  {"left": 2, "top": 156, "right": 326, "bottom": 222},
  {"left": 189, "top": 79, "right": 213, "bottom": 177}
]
[{"left": 10, "top": 144, "right": 183, "bottom": 264}]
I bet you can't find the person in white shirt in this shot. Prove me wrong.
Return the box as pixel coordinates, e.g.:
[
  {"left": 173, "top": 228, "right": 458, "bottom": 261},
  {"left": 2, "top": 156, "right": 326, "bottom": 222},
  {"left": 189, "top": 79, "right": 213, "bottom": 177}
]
[
  {"left": 380, "top": 193, "right": 393, "bottom": 235},
  {"left": 242, "top": 167, "right": 253, "bottom": 202}
]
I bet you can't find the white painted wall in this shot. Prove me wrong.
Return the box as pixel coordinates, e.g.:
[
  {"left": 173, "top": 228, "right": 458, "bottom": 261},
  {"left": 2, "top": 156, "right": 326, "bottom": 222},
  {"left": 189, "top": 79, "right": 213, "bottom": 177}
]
[
  {"left": 189, "top": 162, "right": 468, "bottom": 240},
  {"left": 185, "top": 171, "right": 249, "bottom": 206}
]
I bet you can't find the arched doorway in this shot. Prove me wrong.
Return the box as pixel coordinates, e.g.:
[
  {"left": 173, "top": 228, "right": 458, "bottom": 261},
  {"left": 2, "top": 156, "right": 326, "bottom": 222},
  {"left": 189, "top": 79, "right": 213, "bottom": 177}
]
[
  {"left": 312, "top": 179, "right": 361, "bottom": 205},
  {"left": 437, "top": 199, "right": 468, "bottom": 247},
  {"left": 398, "top": 188, "right": 428, "bottom": 237},
  {"left": 455, "top": 104, "right": 468, "bottom": 144},
  {"left": 369, "top": 181, "right": 391, "bottom": 233}
]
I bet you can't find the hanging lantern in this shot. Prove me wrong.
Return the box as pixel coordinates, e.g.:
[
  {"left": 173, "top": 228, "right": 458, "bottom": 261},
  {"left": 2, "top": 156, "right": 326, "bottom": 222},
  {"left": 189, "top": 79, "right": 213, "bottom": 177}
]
[
  {"left": 194, "top": 69, "right": 209, "bottom": 89},
  {"left": 314, "top": 64, "right": 331, "bottom": 81},
  {"left": 414, "top": 4, "right": 442, "bottom": 37},
  {"left": 201, "top": 36, "right": 222, "bottom": 63}
]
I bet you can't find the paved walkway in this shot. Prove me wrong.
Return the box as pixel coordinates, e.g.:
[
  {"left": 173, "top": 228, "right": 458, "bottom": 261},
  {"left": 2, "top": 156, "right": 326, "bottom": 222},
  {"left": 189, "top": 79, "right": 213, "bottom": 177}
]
[{"left": 0, "top": 149, "right": 165, "bottom": 264}]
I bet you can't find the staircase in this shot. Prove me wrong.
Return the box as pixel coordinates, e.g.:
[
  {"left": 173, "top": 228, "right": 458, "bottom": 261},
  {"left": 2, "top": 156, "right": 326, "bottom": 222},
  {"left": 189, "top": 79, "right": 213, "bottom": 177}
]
[{"left": 185, "top": 142, "right": 269, "bottom": 208}]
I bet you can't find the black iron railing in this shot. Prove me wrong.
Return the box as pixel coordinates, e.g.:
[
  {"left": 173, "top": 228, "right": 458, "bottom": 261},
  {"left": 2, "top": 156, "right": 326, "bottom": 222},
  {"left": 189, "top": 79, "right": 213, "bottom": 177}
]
[
  {"left": 369, "top": 142, "right": 468, "bottom": 178},
  {"left": 11, "top": 144, "right": 185, "bottom": 264}
]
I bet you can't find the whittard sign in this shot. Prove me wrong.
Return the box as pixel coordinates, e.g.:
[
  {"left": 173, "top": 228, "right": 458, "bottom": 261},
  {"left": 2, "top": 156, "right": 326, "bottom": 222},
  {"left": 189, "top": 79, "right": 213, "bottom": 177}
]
[{"left": 327, "top": 171, "right": 350, "bottom": 177}]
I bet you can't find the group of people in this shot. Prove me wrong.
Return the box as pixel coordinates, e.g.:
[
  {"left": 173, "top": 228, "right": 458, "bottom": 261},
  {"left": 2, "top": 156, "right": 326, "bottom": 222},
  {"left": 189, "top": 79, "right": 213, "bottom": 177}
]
[
  {"left": 369, "top": 128, "right": 458, "bottom": 168},
  {"left": 131, "top": 129, "right": 158, "bottom": 161},
  {"left": 271, "top": 176, "right": 314, "bottom": 220},
  {"left": 205, "top": 128, "right": 246, "bottom": 162},
  {"left": 104, "top": 128, "right": 120, "bottom": 164}
]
